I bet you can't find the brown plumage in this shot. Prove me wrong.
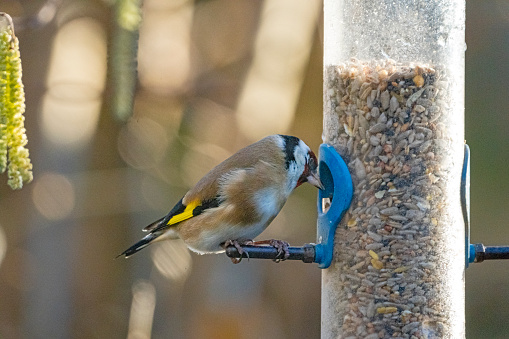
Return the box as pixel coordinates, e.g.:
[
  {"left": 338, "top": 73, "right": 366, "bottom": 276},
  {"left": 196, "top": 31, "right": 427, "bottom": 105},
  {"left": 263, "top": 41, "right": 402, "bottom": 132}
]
[{"left": 119, "top": 135, "right": 322, "bottom": 258}]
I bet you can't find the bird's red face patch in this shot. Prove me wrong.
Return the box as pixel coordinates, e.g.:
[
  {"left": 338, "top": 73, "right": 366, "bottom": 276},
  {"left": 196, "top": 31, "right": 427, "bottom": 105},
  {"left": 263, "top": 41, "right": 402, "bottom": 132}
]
[{"left": 297, "top": 151, "right": 318, "bottom": 187}]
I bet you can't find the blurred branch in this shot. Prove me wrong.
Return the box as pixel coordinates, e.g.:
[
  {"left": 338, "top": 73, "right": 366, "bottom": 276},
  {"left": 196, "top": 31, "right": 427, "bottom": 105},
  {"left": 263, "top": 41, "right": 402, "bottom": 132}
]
[{"left": 111, "top": 0, "right": 142, "bottom": 121}]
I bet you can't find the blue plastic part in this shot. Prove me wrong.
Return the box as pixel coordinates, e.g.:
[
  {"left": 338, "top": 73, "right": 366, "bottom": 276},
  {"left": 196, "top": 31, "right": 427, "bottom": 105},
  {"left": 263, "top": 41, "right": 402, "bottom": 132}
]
[
  {"left": 461, "top": 144, "right": 472, "bottom": 267},
  {"left": 469, "top": 244, "right": 476, "bottom": 264},
  {"left": 315, "top": 144, "right": 354, "bottom": 269}
]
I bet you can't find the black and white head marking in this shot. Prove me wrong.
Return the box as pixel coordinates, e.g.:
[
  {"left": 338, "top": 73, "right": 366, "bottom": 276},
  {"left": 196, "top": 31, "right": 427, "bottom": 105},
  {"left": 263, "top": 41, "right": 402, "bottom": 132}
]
[
  {"left": 279, "top": 135, "right": 301, "bottom": 169},
  {"left": 277, "top": 135, "right": 313, "bottom": 191}
]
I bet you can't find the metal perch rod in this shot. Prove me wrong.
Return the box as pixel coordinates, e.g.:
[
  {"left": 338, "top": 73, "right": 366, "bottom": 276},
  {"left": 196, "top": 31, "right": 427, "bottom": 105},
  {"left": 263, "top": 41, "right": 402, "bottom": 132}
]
[
  {"left": 225, "top": 244, "right": 315, "bottom": 263},
  {"left": 473, "top": 244, "right": 509, "bottom": 262}
]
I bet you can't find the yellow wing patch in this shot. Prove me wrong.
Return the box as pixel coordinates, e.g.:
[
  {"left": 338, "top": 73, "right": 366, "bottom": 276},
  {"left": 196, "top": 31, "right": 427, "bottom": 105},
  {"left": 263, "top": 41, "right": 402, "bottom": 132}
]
[{"left": 167, "top": 199, "right": 200, "bottom": 225}]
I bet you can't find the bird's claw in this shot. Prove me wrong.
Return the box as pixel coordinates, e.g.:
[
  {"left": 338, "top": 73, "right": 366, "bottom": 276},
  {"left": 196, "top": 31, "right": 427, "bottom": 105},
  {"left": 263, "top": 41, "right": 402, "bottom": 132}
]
[
  {"left": 223, "top": 239, "right": 290, "bottom": 263},
  {"left": 250, "top": 239, "right": 290, "bottom": 262},
  {"left": 267, "top": 239, "right": 290, "bottom": 263},
  {"left": 222, "top": 239, "right": 253, "bottom": 264}
]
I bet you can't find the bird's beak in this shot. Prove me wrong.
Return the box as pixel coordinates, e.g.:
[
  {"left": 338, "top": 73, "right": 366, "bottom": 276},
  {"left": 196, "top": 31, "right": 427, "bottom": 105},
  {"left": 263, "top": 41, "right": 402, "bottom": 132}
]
[{"left": 307, "top": 171, "right": 324, "bottom": 190}]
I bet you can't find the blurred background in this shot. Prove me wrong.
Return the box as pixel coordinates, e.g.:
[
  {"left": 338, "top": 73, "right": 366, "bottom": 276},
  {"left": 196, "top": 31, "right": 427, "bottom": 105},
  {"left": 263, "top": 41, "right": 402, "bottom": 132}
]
[{"left": 0, "top": 0, "right": 507, "bottom": 338}]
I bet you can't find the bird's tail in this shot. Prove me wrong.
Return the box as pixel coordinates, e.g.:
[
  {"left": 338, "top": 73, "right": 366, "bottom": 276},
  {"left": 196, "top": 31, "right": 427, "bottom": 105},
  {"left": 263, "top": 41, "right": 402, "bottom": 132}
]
[{"left": 117, "top": 233, "right": 159, "bottom": 258}]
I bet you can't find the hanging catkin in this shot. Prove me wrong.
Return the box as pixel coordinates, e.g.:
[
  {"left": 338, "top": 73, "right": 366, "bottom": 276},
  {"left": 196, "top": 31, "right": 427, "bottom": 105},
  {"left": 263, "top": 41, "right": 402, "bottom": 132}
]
[{"left": 0, "top": 14, "right": 33, "bottom": 189}]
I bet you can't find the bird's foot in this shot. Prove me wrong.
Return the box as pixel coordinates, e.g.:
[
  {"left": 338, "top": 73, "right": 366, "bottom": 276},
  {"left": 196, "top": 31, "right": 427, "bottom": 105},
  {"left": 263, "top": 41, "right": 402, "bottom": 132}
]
[
  {"left": 222, "top": 239, "right": 253, "bottom": 264},
  {"left": 252, "top": 239, "right": 290, "bottom": 263}
]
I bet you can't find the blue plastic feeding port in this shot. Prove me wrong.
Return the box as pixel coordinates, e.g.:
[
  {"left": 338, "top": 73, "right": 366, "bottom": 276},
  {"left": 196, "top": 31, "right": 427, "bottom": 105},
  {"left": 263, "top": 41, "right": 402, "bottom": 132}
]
[
  {"left": 315, "top": 144, "right": 353, "bottom": 269},
  {"left": 461, "top": 144, "right": 473, "bottom": 267}
]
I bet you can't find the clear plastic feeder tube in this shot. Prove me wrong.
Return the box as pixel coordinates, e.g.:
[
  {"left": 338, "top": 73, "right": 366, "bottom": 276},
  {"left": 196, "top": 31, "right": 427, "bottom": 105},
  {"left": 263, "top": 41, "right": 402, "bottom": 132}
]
[{"left": 322, "top": 1, "right": 465, "bottom": 338}]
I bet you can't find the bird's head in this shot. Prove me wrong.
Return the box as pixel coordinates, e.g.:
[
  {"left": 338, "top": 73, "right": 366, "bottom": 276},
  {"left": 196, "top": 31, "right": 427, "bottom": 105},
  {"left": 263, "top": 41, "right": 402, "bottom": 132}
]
[{"left": 278, "top": 135, "right": 323, "bottom": 191}]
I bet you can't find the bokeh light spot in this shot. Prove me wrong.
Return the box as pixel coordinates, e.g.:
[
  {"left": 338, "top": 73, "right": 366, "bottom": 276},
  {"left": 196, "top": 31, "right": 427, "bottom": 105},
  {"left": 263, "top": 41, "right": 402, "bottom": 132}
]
[
  {"left": 41, "top": 17, "right": 106, "bottom": 149},
  {"left": 151, "top": 240, "right": 192, "bottom": 282},
  {"left": 0, "top": 226, "right": 6, "bottom": 268},
  {"left": 118, "top": 118, "right": 169, "bottom": 170},
  {"left": 32, "top": 172, "right": 75, "bottom": 221}
]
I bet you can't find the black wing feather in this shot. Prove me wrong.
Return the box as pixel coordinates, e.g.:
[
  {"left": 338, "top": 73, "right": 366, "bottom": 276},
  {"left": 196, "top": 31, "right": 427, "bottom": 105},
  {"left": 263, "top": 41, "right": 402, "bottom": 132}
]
[
  {"left": 143, "top": 198, "right": 185, "bottom": 232},
  {"left": 119, "top": 196, "right": 222, "bottom": 258}
]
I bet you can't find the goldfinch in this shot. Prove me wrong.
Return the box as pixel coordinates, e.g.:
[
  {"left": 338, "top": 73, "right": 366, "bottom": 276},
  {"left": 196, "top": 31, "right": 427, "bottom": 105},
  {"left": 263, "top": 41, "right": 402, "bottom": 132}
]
[{"left": 119, "top": 135, "right": 323, "bottom": 261}]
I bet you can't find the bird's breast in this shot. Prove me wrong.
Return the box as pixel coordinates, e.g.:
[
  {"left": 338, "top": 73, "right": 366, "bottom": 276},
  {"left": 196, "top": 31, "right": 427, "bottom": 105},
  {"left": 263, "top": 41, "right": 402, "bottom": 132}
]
[
  {"left": 252, "top": 187, "right": 284, "bottom": 221},
  {"left": 178, "top": 189, "right": 285, "bottom": 254}
]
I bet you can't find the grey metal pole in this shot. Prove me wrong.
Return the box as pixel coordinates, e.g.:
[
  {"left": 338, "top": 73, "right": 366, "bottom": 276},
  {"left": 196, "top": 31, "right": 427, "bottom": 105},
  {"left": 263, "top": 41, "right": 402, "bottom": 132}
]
[{"left": 322, "top": 1, "right": 466, "bottom": 338}]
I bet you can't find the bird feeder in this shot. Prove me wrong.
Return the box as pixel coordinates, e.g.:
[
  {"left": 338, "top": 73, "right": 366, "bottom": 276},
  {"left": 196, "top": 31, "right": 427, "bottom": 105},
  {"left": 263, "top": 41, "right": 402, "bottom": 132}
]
[
  {"left": 321, "top": 0, "right": 466, "bottom": 337},
  {"left": 226, "top": 2, "right": 509, "bottom": 338}
]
